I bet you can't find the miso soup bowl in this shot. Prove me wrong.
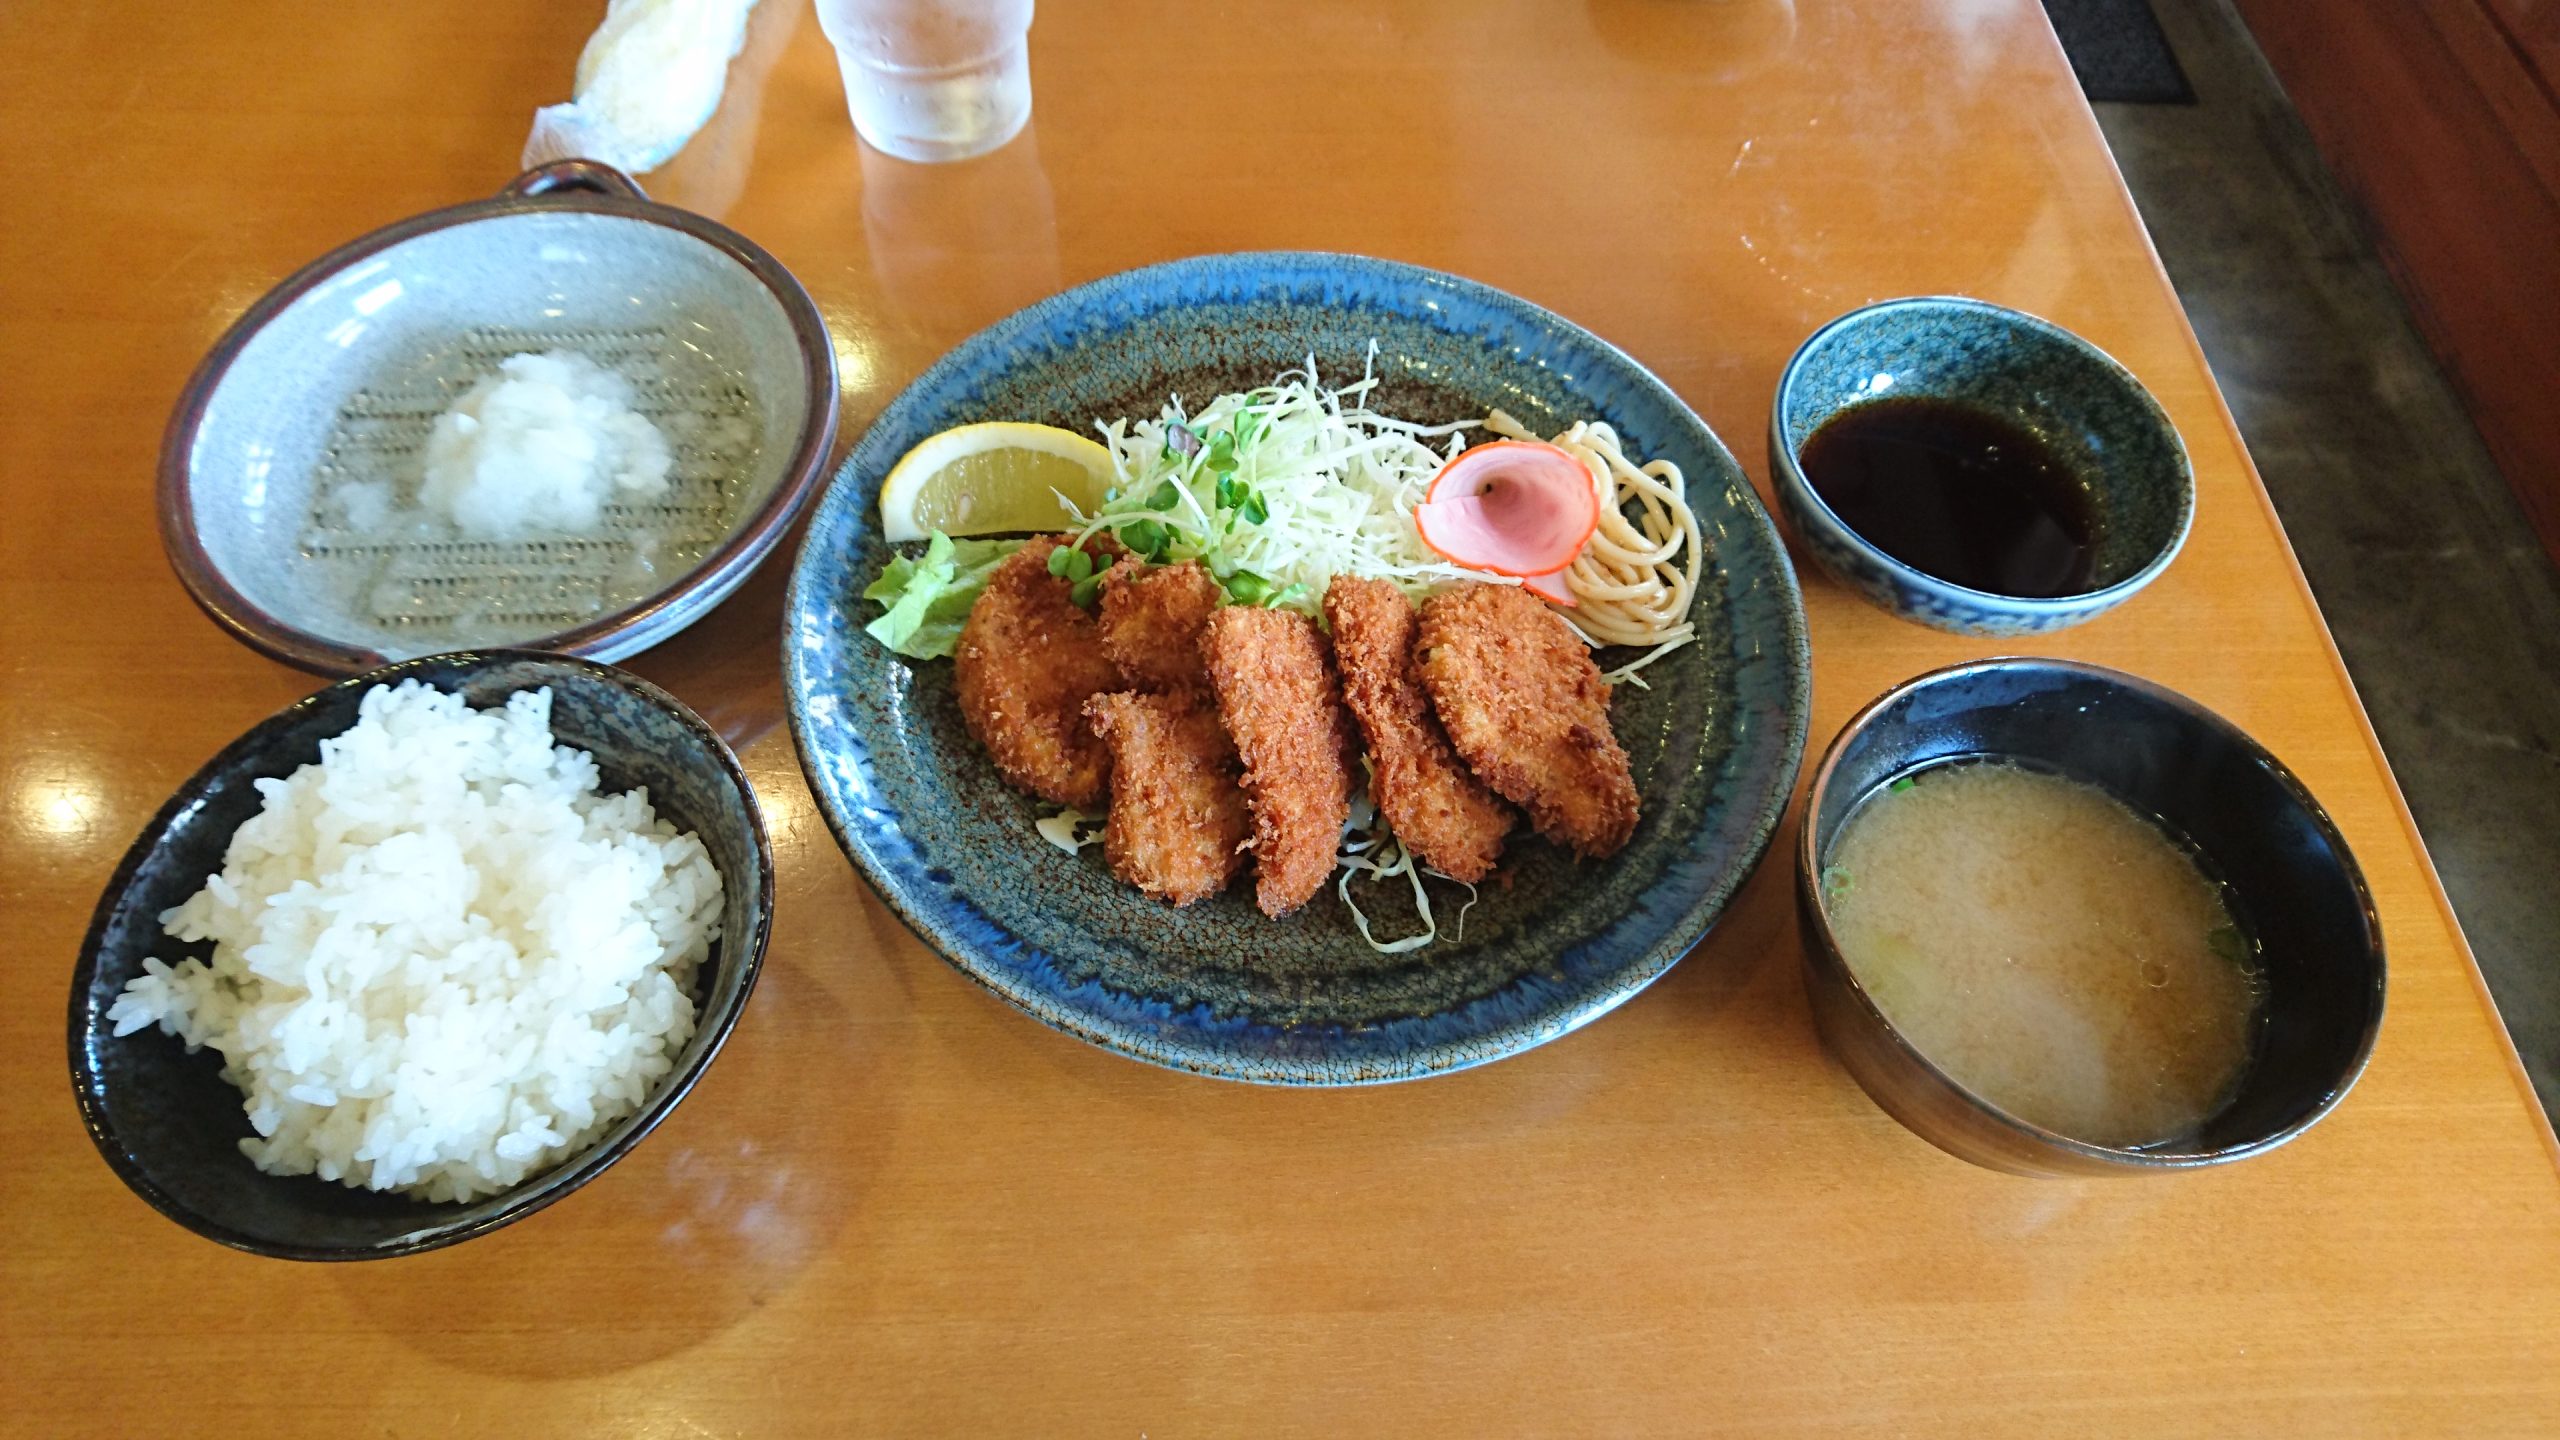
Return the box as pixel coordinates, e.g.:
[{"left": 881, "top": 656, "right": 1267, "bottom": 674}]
[{"left": 1795, "top": 658, "right": 2384, "bottom": 1176}]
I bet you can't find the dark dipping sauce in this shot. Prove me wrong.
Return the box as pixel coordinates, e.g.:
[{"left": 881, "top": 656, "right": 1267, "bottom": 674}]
[{"left": 1800, "top": 397, "right": 2102, "bottom": 597}]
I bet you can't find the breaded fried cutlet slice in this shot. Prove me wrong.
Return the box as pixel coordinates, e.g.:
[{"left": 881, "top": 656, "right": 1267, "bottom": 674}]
[
  {"left": 1097, "top": 559, "right": 1222, "bottom": 695},
  {"left": 1200, "top": 606, "right": 1356, "bottom": 917},
  {"left": 1322, "top": 576, "right": 1515, "bottom": 883},
  {"left": 953, "top": 536, "right": 1122, "bottom": 808},
  {"left": 1082, "top": 691, "right": 1251, "bottom": 906},
  {"left": 1416, "top": 581, "right": 1639, "bottom": 858}
]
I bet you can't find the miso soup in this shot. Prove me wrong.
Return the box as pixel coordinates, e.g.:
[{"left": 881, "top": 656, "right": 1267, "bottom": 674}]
[{"left": 1821, "top": 762, "right": 2262, "bottom": 1147}]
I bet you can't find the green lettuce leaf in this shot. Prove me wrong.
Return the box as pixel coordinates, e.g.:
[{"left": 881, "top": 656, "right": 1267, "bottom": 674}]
[{"left": 862, "top": 532, "right": 1022, "bottom": 659}]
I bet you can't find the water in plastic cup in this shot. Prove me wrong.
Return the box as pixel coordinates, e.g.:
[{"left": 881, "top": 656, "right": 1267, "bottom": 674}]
[{"left": 815, "top": 0, "right": 1034, "bottom": 163}]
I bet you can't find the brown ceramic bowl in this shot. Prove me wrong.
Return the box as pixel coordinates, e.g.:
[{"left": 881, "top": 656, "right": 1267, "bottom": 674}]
[
  {"left": 1796, "top": 658, "right": 2385, "bottom": 1175},
  {"left": 158, "top": 160, "right": 839, "bottom": 675}
]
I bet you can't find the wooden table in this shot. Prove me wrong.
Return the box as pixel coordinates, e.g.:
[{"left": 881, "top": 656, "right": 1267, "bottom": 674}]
[{"left": 6, "top": 2, "right": 2557, "bottom": 1433}]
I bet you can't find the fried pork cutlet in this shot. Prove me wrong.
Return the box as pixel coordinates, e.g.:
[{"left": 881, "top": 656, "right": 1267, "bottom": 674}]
[
  {"left": 1097, "top": 560, "right": 1222, "bottom": 695},
  {"left": 1322, "top": 576, "right": 1515, "bottom": 883},
  {"left": 1200, "top": 606, "right": 1356, "bottom": 917},
  {"left": 1416, "top": 581, "right": 1639, "bottom": 858},
  {"left": 952, "top": 536, "right": 1122, "bottom": 808},
  {"left": 1082, "top": 691, "right": 1251, "bottom": 905}
]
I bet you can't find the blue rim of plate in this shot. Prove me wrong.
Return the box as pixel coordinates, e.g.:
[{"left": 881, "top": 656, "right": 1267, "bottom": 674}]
[{"left": 783, "top": 251, "right": 1811, "bottom": 1085}]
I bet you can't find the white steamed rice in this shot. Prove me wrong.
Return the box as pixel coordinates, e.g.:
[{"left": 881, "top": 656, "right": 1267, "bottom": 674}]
[{"left": 108, "top": 679, "right": 724, "bottom": 1203}]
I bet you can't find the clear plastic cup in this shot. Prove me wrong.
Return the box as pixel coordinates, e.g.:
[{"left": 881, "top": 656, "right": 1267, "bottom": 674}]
[{"left": 815, "top": 0, "right": 1034, "bottom": 163}]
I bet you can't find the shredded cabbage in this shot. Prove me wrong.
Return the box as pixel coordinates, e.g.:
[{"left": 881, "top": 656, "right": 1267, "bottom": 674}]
[
  {"left": 1595, "top": 639, "right": 1686, "bottom": 689},
  {"left": 1035, "top": 805, "right": 1106, "bottom": 854},
  {"left": 1069, "top": 347, "right": 1487, "bottom": 615},
  {"left": 1334, "top": 783, "right": 1478, "bottom": 953}
]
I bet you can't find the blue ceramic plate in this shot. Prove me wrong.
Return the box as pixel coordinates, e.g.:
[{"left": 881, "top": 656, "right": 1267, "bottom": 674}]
[{"left": 784, "top": 252, "right": 1809, "bottom": 1084}]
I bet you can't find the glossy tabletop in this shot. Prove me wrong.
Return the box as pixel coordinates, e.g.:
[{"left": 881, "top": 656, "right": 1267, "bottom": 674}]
[{"left": 5, "top": 2, "right": 2558, "bottom": 1434}]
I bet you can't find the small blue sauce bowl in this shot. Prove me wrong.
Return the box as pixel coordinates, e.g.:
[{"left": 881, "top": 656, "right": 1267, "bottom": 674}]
[{"left": 1770, "top": 296, "right": 2194, "bottom": 635}]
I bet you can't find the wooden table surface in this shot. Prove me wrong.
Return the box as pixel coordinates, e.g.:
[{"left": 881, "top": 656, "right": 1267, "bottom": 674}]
[{"left": 6, "top": 2, "right": 2558, "bottom": 1434}]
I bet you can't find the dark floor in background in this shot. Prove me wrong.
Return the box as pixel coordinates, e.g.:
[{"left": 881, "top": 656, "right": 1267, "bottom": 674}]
[
  {"left": 2089, "top": 0, "right": 2560, "bottom": 1121},
  {"left": 2042, "top": 0, "right": 2194, "bottom": 103}
]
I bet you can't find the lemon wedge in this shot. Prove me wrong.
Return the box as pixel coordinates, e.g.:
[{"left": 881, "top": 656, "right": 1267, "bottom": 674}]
[{"left": 877, "top": 422, "right": 1115, "bottom": 543}]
